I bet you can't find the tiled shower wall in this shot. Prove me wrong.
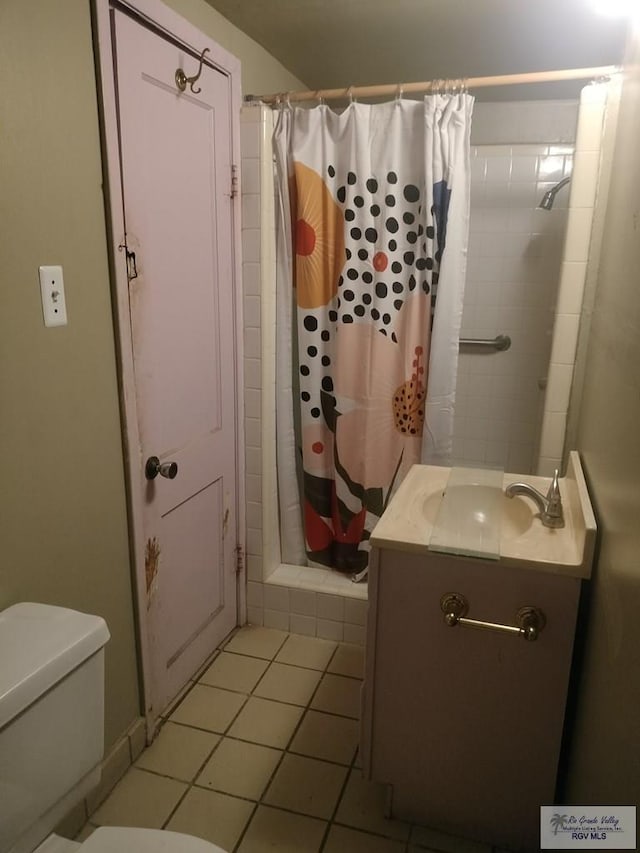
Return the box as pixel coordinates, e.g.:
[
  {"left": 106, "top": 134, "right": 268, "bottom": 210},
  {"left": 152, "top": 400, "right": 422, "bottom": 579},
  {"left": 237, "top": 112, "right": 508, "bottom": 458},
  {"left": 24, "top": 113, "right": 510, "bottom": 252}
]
[
  {"left": 452, "top": 144, "right": 573, "bottom": 473},
  {"left": 240, "top": 106, "right": 368, "bottom": 642}
]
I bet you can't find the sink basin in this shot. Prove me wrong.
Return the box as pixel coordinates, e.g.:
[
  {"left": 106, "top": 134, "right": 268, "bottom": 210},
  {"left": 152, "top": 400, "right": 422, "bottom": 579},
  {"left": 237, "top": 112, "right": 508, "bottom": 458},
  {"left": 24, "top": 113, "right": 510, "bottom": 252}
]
[
  {"left": 370, "top": 451, "right": 597, "bottom": 578},
  {"left": 423, "top": 486, "right": 534, "bottom": 540}
]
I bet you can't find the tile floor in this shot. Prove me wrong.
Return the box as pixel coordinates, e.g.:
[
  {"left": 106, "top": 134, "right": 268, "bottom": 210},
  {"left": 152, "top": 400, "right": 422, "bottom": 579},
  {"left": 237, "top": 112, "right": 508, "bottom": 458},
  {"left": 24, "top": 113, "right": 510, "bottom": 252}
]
[{"left": 79, "top": 626, "right": 498, "bottom": 853}]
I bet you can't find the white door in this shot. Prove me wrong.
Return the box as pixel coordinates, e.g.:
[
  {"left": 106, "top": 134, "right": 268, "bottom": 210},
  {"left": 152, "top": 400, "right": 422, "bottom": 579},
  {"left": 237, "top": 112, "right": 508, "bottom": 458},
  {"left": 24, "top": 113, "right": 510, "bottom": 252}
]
[{"left": 113, "top": 10, "right": 238, "bottom": 715}]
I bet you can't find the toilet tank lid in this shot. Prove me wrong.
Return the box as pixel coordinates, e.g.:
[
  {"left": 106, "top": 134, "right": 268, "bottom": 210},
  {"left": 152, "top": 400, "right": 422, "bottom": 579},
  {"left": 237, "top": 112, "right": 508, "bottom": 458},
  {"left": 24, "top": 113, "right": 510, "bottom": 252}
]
[{"left": 0, "top": 603, "right": 110, "bottom": 729}]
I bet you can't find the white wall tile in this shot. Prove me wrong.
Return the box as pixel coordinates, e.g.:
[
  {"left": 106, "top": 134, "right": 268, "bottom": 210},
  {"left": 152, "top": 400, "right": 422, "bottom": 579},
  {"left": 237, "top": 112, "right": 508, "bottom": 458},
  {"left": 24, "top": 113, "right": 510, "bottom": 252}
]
[
  {"left": 240, "top": 121, "right": 262, "bottom": 157},
  {"left": 242, "top": 158, "right": 261, "bottom": 194},
  {"left": 244, "top": 295, "right": 261, "bottom": 327},
  {"left": 344, "top": 598, "right": 368, "bottom": 627},
  {"left": 244, "top": 327, "right": 261, "bottom": 359},
  {"left": 246, "top": 474, "right": 262, "bottom": 502},
  {"left": 241, "top": 193, "right": 261, "bottom": 229},
  {"left": 545, "top": 363, "right": 574, "bottom": 412},
  {"left": 246, "top": 446, "right": 262, "bottom": 477},
  {"left": 247, "top": 527, "right": 262, "bottom": 556},
  {"left": 569, "top": 150, "right": 600, "bottom": 208},
  {"left": 247, "top": 606, "right": 264, "bottom": 626},
  {"left": 290, "top": 588, "right": 317, "bottom": 616},
  {"left": 538, "top": 412, "right": 567, "bottom": 460},
  {"left": 317, "top": 593, "right": 345, "bottom": 622},
  {"left": 245, "top": 418, "right": 262, "bottom": 448},
  {"left": 263, "top": 584, "right": 290, "bottom": 612},
  {"left": 263, "top": 609, "right": 290, "bottom": 631},
  {"left": 575, "top": 102, "right": 605, "bottom": 152},
  {"left": 317, "top": 619, "right": 344, "bottom": 642},
  {"left": 247, "top": 555, "right": 263, "bottom": 582},
  {"left": 243, "top": 262, "right": 261, "bottom": 297},
  {"left": 563, "top": 207, "right": 593, "bottom": 262},
  {"left": 245, "top": 389, "right": 261, "bottom": 419},
  {"left": 244, "top": 359, "right": 262, "bottom": 390},
  {"left": 241, "top": 228, "right": 261, "bottom": 264},
  {"left": 247, "top": 581, "right": 264, "bottom": 607},
  {"left": 246, "top": 500, "right": 262, "bottom": 530},
  {"left": 555, "top": 262, "right": 587, "bottom": 314},
  {"left": 549, "top": 314, "right": 580, "bottom": 365},
  {"left": 290, "top": 613, "right": 317, "bottom": 636}
]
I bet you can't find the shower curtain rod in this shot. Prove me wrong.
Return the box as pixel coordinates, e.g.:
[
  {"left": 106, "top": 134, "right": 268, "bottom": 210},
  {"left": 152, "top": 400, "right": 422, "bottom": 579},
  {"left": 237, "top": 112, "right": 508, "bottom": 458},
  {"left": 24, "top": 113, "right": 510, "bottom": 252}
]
[{"left": 244, "top": 64, "right": 620, "bottom": 105}]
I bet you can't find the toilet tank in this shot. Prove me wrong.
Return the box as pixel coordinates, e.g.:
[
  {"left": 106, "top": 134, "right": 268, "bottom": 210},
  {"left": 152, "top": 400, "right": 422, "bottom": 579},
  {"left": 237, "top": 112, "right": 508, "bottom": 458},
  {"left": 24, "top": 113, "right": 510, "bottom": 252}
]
[{"left": 0, "top": 603, "right": 111, "bottom": 853}]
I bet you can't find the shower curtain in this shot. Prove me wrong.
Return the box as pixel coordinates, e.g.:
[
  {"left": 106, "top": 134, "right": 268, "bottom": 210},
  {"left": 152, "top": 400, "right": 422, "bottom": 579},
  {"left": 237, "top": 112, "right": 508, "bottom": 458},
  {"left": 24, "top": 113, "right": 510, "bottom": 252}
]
[{"left": 274, "top": 96, "right": 473, "bottom": 573}]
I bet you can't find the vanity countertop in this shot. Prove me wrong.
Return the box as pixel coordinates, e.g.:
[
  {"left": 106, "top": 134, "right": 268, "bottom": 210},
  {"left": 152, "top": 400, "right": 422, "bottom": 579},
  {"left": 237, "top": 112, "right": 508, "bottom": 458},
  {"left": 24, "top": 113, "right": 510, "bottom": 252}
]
[{"left": 370, "top": 451, "right": 596, "bottom": 578}]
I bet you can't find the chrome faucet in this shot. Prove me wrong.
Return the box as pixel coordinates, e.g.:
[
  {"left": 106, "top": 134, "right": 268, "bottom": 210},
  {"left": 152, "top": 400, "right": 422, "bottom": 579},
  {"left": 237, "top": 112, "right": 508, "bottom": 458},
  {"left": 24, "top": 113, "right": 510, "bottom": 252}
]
[{"left": 505, "top": 469, "right": 565, "bottom": 529}]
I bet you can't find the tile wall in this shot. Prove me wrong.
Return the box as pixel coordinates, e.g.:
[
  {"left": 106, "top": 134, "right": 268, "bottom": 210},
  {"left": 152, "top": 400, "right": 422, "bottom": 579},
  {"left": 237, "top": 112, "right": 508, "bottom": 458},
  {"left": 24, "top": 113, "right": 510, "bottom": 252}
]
[
  {"left": 453, "top": 144, "right": 573, "bottom": 473},
  {"left": 240, "top": 106, "right": 368, "bottom": 643},
  {"left": 537, "top": 84, "right": 608, "bottom": 475}
]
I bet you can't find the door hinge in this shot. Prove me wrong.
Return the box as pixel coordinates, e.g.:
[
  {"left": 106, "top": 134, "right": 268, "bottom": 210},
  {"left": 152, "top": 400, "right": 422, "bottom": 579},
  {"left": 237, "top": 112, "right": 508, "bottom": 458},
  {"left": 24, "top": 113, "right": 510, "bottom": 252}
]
[
  {"left": 230, "top": 163, "right": 239, "bottom": 199},
  {"left": 235, "top": 544, "right": 244, "bottom": 575},
  {"left": 118, "top": 241, "right": 138, "bottom": 282}
]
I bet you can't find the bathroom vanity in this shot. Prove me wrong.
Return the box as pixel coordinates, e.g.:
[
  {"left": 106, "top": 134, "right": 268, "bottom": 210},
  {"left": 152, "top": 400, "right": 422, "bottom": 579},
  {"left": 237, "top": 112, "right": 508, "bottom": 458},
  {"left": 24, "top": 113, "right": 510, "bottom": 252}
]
[{"left": 361, "top": 453, "right": 596, "bottom": 852}]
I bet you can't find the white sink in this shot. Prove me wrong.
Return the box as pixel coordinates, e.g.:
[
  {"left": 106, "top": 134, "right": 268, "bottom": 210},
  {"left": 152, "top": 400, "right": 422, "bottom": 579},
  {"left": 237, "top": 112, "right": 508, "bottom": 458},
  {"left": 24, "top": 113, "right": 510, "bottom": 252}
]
[
  {"left": 423, "top": 486, "right": 534, "bottom": 540},
  {"left": 370, "top": 451, "right": 596, "bottom": 578}
]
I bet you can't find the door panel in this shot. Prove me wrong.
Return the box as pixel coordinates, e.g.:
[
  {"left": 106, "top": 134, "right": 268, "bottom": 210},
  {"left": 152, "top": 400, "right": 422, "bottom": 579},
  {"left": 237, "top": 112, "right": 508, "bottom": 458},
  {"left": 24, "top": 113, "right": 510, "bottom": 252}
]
[{"left": 113, "top": 10, "right": 238, "bottom": 713}]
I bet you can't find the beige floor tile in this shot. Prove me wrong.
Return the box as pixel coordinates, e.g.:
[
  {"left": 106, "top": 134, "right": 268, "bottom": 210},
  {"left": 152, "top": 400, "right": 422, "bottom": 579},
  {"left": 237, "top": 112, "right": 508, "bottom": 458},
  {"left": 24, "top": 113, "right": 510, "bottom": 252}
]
[
  {"left": 135, "top": 721, "right": 219, "bottom": 781},
  {"left": 228, "top": 696, "right": 303, "bottom": 749},
  {"left": 275, "top": 634, "right": 337, "bottom": 670},
  {"left": 410, "top": 824, "right": 492, "bottom": 852},
  {"left": 169, "top": 684, "right": 245, "bottom": 733},
  {"left": 166, "top": 786, "right": 254, "bottom": 851},
  {"left": 325, "top": 825, "right": 407, "bottom": 853},
  {"left": 238, "top": 805, "right": 326, "bottom": 853},
  {"left": 290, "top": 710, "right": 359, "bottom": 765},
  {"left": 253, "top": 662, "right": 322, "bottom": 706},
  {"left": 335, "top": 769, "right": 410, "bottom": 842},
  {"left": 263, "top": 753, "right": 347, "bottom": 819},
  {"left": 199, "top": 651, "right": 269, "bottom": 693},
  {"left": 224, "top": 626, "right": 288, "bottom": 659},
  {"left": 196, "top": 737, "right": 282, "bottom": 800},
  {"left": 311, "top": 673, "right": 362, "bottom": 719},
  {"left": 92, "top": 768, "right": 187, "bottom": 829},
  {"left": 328, "top": 643, "right": 366, "bottom": 679}
]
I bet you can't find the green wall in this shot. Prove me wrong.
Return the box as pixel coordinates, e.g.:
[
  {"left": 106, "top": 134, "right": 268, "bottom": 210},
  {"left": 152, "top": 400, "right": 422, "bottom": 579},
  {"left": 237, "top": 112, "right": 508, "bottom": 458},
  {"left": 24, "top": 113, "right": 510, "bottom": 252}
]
[{"left": 567, "top": 26, "right": 640, "bottom": 804}]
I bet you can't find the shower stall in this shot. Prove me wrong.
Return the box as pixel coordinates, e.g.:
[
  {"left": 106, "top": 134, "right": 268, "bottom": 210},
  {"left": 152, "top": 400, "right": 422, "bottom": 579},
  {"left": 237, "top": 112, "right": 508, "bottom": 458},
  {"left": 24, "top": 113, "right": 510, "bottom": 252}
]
[{"left": 240, "top": 80, "right": 615, "bottom": 634}]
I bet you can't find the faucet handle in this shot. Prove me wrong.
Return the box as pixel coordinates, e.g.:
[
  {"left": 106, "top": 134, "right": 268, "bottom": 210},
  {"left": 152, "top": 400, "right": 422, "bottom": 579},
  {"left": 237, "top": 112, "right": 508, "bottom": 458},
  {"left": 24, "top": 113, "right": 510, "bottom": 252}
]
[
  {"left": 544, "top": 469, "right": 564, "bottom": 527},
  {"left": 546, "top": 469, "right": 561, "bottom": 502}
]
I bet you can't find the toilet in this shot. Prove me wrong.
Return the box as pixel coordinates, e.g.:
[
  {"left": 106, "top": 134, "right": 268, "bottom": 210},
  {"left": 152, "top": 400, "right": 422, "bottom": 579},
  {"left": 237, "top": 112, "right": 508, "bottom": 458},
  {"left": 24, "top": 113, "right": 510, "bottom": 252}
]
[{"left": 0, "top": 603, "right": 226, "bottom": 853}]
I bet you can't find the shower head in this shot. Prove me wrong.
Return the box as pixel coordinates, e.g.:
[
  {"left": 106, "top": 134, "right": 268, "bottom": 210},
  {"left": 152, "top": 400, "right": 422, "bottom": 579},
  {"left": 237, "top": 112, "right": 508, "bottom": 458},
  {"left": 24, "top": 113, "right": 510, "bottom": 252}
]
[{"left": 538, "top": 176, "right": 571, "bottom": 211}]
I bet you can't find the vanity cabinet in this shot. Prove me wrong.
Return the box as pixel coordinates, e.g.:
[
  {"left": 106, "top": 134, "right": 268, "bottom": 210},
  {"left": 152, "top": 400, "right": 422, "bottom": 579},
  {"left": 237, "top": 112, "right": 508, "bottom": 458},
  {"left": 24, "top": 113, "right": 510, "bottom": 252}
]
[{"left": 361, "top": 548, "right": 581, "bottom": 851}]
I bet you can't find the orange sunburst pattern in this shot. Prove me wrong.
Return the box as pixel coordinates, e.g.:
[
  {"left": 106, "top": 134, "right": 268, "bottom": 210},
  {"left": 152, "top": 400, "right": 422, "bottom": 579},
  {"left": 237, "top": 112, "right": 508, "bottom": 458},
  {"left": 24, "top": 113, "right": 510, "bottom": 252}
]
[{"left": 291, "top": 162, "right": 345, "bottom": 309}]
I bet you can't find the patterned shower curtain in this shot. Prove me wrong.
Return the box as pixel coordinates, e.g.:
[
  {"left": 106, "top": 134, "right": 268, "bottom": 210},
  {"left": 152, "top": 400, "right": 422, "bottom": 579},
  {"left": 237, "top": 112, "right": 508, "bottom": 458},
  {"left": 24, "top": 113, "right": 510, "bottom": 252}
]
[{"left": 274, "top": 96, "right": 473, "bottom": 573}]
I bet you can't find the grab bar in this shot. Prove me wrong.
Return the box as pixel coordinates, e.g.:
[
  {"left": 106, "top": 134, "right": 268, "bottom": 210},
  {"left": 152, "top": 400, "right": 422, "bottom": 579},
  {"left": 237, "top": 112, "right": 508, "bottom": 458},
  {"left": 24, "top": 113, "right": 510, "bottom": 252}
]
[
  {"left": 440, "top": 593, "right": 546, "bottom": 642},
  {"left": 459, "top": 334, "right": 511, "bottom": 351}
]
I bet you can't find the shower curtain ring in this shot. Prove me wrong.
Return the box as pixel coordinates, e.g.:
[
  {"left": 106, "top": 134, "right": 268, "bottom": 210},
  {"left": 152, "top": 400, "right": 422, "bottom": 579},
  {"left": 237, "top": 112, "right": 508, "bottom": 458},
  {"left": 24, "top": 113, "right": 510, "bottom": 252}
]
[
  {"left": 396, "top": 83, "right": 404, "bottom": 101},
  {"left": 285, "top": 92, "right": 292, "bottom": 108},
  {"left": 347, "top": 85, "right": 356, "bottom": 104}
]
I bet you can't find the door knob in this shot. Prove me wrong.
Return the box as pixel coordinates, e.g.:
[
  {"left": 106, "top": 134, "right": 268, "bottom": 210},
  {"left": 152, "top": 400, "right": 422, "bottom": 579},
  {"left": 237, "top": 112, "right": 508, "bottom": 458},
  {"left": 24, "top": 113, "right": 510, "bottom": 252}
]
[{"left": 145, "top": 456, "right": 178, "bottom": 480}]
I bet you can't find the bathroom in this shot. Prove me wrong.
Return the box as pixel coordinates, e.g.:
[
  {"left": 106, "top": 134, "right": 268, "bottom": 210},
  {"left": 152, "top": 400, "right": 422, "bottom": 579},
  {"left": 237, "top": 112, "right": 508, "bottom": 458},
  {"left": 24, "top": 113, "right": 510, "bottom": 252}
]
[{"left": 1, "top": 0, "right": 639, "bottom": 851}]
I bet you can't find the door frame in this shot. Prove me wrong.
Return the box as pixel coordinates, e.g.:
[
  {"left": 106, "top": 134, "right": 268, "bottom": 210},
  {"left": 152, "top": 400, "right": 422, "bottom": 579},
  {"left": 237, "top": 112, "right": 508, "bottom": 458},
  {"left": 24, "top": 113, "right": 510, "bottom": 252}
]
[{"left": 92, "top": 0, "right": 246, "bottom": 735}]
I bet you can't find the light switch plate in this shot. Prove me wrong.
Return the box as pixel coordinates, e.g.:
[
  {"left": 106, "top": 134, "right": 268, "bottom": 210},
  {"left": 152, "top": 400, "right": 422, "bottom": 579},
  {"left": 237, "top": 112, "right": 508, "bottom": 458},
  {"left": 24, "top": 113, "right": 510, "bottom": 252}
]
[{"left": 39, "top": 265, "right": 68, "bottom": 327}]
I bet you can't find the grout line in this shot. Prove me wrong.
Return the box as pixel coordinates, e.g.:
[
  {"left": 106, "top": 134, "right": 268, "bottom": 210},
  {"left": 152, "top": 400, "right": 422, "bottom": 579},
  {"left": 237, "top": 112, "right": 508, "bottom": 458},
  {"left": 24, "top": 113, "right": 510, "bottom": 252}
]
[{"left": 105, "top": 627, "right": 439, "bottom": 851}]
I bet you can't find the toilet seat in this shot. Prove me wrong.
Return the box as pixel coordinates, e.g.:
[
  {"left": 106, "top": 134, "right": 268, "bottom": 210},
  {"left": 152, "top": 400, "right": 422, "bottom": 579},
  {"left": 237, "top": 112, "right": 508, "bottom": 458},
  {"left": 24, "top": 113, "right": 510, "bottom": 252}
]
[{"left": 79, "top": 827, "right": 227, "bottom": 853}]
